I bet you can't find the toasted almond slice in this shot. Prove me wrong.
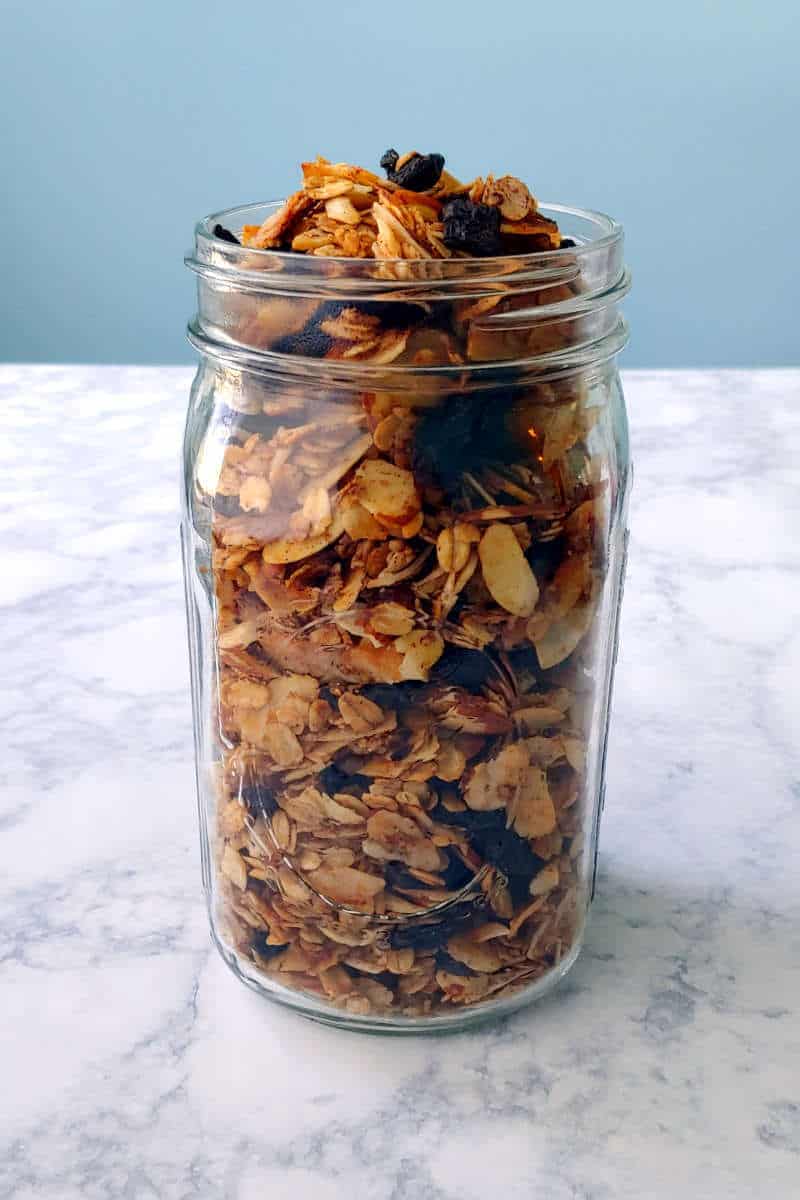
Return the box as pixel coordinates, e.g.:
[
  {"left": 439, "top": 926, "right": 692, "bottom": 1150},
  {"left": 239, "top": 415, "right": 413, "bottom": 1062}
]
[
  {"left": 530, "top": 862, "right": 560, "bottom": 896},
  {"left": 218, "top": 618, "right": 264, "bottom": 650},
  {"left": 447, "top": 931, "right": 505, "bottom": 974},
  {"left": 298, "top": 433, "right": 373, "bottom": 500},
  {"left": 472, "top": 922, "right": 511, "bottom": 942},
  {"left": 368, "top": 602, "right": 415, "bottom": 637},
  {"left": 333, "top": 564, "right": 366, "bottom": 613},
  {"left": 261, "top": 512, "right": 344, "bottom": 565},
  {"left": 308, "top": 864, "right": 385, "bottom": 907},
  {"left": 340, "top": 493, "right": 390, "bottom": 541},
  {"left": 220, "top": 844, "right": 248, "bottom": 890},
  {"left": 435, "top": 742, "right": 466, "bottom": 783},
  {"left": 533, "top": 592, "right": 596, "bottom": 668},
  {"left": 338, "top": 691, "right": 384, "bottom": 731},
  {"left": 353, "top": 459, "right": 421, "bottom": 524},
  {"left": 509, "top": 767, "right": 556, "bottom": 838},
  {"left": 261, "top": 722, "right": 304, "bottom": 768},
  {"left": 324, "top": 196, "right": 362, "bottom": 225},
  {"left": 478, "top": 523, "right": 539, "bottom": 617},
  {"left": 394, "top": 630, "right": 445, "bottom": 681}
]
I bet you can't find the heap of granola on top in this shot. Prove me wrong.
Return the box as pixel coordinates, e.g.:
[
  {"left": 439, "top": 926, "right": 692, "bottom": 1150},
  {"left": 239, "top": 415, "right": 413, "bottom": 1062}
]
[
  {"left": 223, "top": 150, "right": 568, "bottom": 259},
  {"left": 204, "top": 151, "right": 604, "bottom": 1019}
]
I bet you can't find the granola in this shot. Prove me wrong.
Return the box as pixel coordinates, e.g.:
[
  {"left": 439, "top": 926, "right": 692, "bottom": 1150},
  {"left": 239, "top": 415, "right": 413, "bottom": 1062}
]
[
  {"left": 238, "top": 152, "right": 563, "bottom": 259},
  {"left": 193, "top": 151, "right": 617, "bottom": 1021}
]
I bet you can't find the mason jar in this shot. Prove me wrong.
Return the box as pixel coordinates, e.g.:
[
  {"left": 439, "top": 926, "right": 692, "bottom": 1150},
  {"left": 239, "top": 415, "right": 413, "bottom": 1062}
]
[{"left": 182, "top": 203, "right": 631, "bottom": 1031}]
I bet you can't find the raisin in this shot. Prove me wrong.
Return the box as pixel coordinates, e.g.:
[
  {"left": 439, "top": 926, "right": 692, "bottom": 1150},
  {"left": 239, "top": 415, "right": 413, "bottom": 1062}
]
[
  {"left": 381, "top": 151, "right": 445, "bottom": 192},
  {"left": 435, "top": 951, "right": 476, "bottom": 976},
  {"left": 439, "top": 848, "right": 475, "bottom": 890},
  {"left": 318, "top": 763, "right": 370, "bottom": 794},
  {"left": 527, "top": 533, "right": 568, "bottom": 583},
  {"left": 385, "top": 862, "right": 432, "bottom": 892},
  {"left": 360, "top": 682, "right": 423, "bottom": 712},
  {"left": 313, "top": 298, "right": 427, "bottom": 331},
  {"left": 411, "top": 390, "right": 517, "bottom": 494},
  {"left": 251, "top": 931, "right": 288, "bottom": 960},
  {"left": 559, "top": 238, "right": 576, "bottom": 249},
  {"left": 213, "top": 223, "right": 240, "bottom": 245},
  {"left": 270, "top": 325, "right": 335, "bottom": 358},
  {"left": 240, "top": 781, "right": 278, "bottom": 818},
  {"left": 469, "top": 826, "right": 545, "bottom": 903},
  {"left": 428, "top": 803, "right": 506, "bottom": 832},
  {"left": 430, "top": 647, "right": 496, "bottom": 690},
  {"left": 389, "top": 906, "right": 473, "bottom": 950},
  {"left": 442, "top": 197, "right": 503, "bottom": 256}
]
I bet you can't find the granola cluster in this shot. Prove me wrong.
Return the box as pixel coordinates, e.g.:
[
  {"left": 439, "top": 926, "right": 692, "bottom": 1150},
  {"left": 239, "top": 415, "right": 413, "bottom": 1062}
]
[
  {"left": 233, "top": 150, "right": 565, "bottom": 259},
  {"left": 200, "top": 153, "right": 608, "bottom": 1020}
]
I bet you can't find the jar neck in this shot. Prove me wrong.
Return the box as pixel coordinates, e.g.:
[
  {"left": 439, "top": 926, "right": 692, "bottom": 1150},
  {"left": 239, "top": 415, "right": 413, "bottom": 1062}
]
[{"left": 186, "top": 202, "right": 630, "bottom": 381}]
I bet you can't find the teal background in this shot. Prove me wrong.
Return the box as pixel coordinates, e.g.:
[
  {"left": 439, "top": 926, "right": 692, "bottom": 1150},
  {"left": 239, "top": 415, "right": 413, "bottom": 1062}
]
[{"left": 1, "top": 0, "right": 797, "bottom": 367}]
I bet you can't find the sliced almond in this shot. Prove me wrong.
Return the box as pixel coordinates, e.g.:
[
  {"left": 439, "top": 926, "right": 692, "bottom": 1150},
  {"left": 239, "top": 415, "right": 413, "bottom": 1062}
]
[
  {"left": 447, "top": 931, "right": 504, "bottom": 974},
  {"left": 340, "top": 494, "right": 389, "bottom": 541},
  {"left": 478, "top": 523, "right": 539, "bottom": 617},
  {"left": 530, "top": 862, "right": 560, "bottom": 896},
  {"left": 394, "top": 630, "right": 445, "bottom": 680},
  {"left": 220, "top": 844, "right": 248, "bottom": 891},
  {"left": 533, "top": 593, "right": 596, "bottom": 669},
  {"left": 308, "top": 864, "right": 385, "bottom": 907},
  {"left": 261, "top": 512, "right": 344, "bottom": 565},
  {"left": 435, "top": 742, "right": 467, "bottom": 783},
  {"left": 262, "top": 722, "right": 304, "bottom": 768},
  {"left": 332, "top": 563, "right": 366, "bottom": 612},
  {"left": 508, "top": 766, "right": 556, "bottom": 838},
  {"left": 368, "top": 602, "right": 415, "bottom": 637},
  {"left": 338, "top": 691, "right": 384, "bottom": 731},
  {"left": 353, "top": 459, "right": 421, "bottom": 524},
  {"left": 324, "top": 196, "right": 362, "bottom": 225}
]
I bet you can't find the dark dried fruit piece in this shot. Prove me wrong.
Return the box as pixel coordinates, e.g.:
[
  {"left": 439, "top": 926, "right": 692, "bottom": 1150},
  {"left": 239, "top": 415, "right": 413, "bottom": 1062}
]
[
  {"left": 389, "top": 905, "right": 473, "bottom": 950},
  {"left": 442, "top": 197, "right": 502, "bottom": 256},
  {"left": 251, "top": 931, "right": 289, "bottom": 960},
  {"left": 318, "top": 763, "right": 370, "bottom": 795},
  {"left": 436, "top": 951, "right": 477, "bottom": 976},
  {"left": 213, "top": 223, "right": 240, "bottom": 245},
  {"left": 313, "top": 298, "right": 428, "bottom": 331},
  {"left": 431, "top": 647, "right": 497, "bottom": 690},
  {"left": 559, "top": 238, "right": 576, "bottom": 249},
  {"left": 380, "top": 150, "right": 446, "bottom": 192},
  {"left": 411, "top": 390, "right": 517, "bottom": 493},
  {"left": 360, "top": 682, "right": 423, "bottom": 711},
  {"left": 428, "top": 803, "right": 506, "bottom": 832},
  {"left": 468, "top": 826, "right": 545, "bottom": 903},
  {"left": 439, "top": 848, "right": 475, "bottom": 890},
  {"left": 385, "top": 862, "right": 435, "bottom": 892},
  {"left": 240, "top": 781, "right": 279, "bottom": 818},
  {"left": 270, "top": 326, "right": 335, "bottom": 358}
]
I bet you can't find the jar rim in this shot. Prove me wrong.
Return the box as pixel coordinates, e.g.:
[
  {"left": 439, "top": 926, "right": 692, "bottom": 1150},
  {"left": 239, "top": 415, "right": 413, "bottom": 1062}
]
[{"left": 188, "top": 200, "right": 623, "bottom": 290}]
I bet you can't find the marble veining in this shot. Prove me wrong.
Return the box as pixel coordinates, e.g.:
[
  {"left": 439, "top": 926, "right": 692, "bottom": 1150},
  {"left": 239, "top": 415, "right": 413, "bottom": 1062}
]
[{"left": 1, "top": 366, "right": 799, "bottom": 1199}]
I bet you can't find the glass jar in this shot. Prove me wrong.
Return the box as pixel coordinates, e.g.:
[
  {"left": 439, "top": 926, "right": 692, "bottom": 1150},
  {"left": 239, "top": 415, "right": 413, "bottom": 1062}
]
[{"left": 182, "top": 202, "right": 631, "bottom": 1031}]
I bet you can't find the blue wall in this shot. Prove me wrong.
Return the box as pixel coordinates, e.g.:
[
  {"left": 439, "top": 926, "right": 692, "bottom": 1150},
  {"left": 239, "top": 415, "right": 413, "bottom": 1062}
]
[{"left": 2, "top": 1, "right": 797, "bottom": 366}]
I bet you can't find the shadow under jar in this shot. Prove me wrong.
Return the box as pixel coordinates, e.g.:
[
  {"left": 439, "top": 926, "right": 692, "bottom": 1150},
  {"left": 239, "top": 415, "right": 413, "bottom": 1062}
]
[{"left": 182, "top": 202, "right": 631, "bottom": 1032}]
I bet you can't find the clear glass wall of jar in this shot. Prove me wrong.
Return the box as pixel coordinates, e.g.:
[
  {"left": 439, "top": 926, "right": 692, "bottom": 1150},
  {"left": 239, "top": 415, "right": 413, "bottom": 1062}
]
[{"left": 183, "top": 205, "right": 631, "bottom": 1031}]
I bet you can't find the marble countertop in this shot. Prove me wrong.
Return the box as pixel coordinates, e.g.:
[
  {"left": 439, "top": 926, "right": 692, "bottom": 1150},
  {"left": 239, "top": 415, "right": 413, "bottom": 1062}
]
[{"left": 2, "top": 365, "right": 799, "bottom": 1199}]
